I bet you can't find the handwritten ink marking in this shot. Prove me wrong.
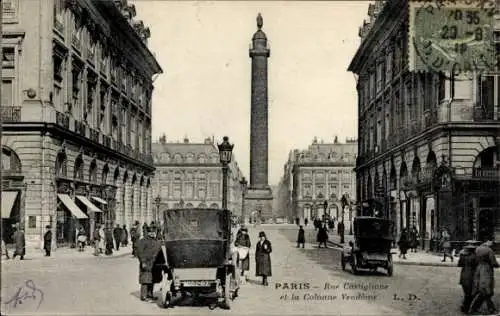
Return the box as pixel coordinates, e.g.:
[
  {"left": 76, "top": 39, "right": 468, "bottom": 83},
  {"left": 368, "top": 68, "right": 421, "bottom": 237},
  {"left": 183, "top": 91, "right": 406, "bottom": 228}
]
[{"left": 3, "top": 280, "right": 44, "bottom": 311}]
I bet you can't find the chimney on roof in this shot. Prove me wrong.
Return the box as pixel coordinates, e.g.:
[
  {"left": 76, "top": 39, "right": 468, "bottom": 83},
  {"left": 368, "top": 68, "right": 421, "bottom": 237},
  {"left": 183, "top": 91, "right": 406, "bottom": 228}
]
[
  {"left": 183, "top": 137, "right": 189, "bottom": 144},
  {"left": 334, "top": 135, "right": 338, "bottom": 144},
  {"left": 204, "top": 137, "right": 212, "bottom": 144}
]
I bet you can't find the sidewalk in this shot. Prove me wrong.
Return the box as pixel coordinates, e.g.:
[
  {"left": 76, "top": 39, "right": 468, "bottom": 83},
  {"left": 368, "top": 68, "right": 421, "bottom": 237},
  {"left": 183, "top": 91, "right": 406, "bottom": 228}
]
[
  {"left": 2, "top": 244, "right": 133, "bottom": 262},
  {"left": 325, "top": 232, "right": 500, "bottom": 267}
]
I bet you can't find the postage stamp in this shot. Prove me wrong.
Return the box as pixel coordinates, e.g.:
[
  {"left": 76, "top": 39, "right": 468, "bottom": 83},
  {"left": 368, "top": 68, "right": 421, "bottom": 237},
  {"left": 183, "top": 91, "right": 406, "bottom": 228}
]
[{"left": 409, "top": 0, "right": 499, "bottom": 77}]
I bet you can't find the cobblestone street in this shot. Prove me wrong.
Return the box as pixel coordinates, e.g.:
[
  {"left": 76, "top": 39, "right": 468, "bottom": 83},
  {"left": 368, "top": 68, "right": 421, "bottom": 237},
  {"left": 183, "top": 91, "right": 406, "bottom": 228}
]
[{"left": 2, "top": 225, "right": 500, "bottom": 315}]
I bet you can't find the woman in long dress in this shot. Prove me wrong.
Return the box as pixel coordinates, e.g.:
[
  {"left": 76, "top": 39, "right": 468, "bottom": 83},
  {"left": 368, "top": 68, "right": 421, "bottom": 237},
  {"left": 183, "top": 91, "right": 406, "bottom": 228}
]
[{"left": 255, "top": 231, "right": 272, "bottom": 286}]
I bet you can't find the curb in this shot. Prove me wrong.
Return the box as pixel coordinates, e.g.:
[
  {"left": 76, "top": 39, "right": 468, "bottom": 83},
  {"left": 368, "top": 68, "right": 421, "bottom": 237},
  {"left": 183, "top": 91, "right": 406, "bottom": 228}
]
[{"left": 326, "top": 241, "right": 457, "bottom": 268}]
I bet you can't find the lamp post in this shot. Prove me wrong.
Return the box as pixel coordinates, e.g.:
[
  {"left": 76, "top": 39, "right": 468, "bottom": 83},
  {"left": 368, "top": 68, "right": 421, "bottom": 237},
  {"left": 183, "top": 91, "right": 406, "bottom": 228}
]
[
  {"left": 239, "top": 177, "right": 248, "bottom": 224},
  {"left": 154, "top": 196, "right": 161, "bottom": 224},
  {"left": 217, "top": 136, "right": 234, "bottom": 210}
]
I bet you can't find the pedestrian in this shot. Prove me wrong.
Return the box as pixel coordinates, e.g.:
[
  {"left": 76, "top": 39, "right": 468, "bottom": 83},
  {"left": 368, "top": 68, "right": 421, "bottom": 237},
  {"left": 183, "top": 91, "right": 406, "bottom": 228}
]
[
  {"left": 135, "top": 228, "right": 168, "bottom": 301},
  {"left": 441, "top": 230, "right": 453, "bottom": 262},
  {"left": 398, "top": 228, "right": 409, "bottom": 259},
  {"left": 469, "top": 240, "right": 499, "bottom": 315},
  {"left": 337, "top": 220, "right": 345, "bottom": 244},
  {"left": 409, "top": 227, "right": 419, "bottom": 253},
  {"left": 113, "top": 224, "right": 122, "bottom": 251},
  {"left": 121, "top": 224, "right": 128, "bottom": 247},
  {"left": 12, "top": 224, "right": 25, "bottom": 260},
  {"left": 93, "top": 225, "right": 101, "bottom": 256},
  {"left": 458, "top": 240, "right": 479, "bottom": 313},
  {"left": 295, "top": 217, "right": 300, "bottom": 226},
  {"left": 99, "top": 225, "right": 105, "bottom": 254},
  {"left": 255, "top": 231, "right": 272, "bottom": 286},
  {"left": 235, "top": 227, "right": 251, "bottom": 281},
  {"left": 142, "top": 222, "right": 148, "bottom": 240},
  {"left": 317, "top": 224, "right": 328, "bottom": 248},
  {"left": 131, "top": 221, "right": 139, "bottom": 257},
  {"left": 304, "top": 218, "right": 309, "bottom": 227},
  {"left": 43, "top": 225, "right": 52, "bottom": 257},
  {"left": 105, "top": 227, "right": 114, "bottom": 255},
  {"left": 297, "top": 225, "right": 305, "bottom": 248},
  {"left": 77, "top": 227, "right": 87, "bottom": 252}
]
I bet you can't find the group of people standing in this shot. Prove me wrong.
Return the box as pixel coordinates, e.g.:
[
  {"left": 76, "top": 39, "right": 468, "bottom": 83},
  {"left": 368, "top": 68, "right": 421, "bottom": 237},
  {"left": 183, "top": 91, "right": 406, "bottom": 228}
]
[
  {"left": 234, "top": 226, "right": 272, "bottom": 286},
  {"left": 397, "top": 226, "right": 420, "bottom": 259},
  {"left": 1, "top": 223, "right": 26, "bottom": 260}
]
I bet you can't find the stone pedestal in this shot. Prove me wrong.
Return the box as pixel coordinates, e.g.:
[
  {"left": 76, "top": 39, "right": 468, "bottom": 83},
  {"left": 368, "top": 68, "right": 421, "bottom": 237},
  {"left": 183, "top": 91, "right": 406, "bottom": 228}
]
[{"left": 245, "top": 187, "right": 273, "bottom": 223}]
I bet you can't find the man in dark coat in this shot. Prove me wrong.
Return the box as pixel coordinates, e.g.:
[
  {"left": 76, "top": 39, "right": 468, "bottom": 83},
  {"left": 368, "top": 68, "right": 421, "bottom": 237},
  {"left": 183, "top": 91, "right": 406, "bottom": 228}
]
[
  {"left": 469, "top": 240, "right": 499, "bottom": 314},
  {"left": 135, "top": 228, "right": 167, "bottom": 301},
  {"left": 130, "top": 221, "right": 139, "bottom": 257},
  {"left": 337, "top": 220, "right": 345, "bottom": 244},
  {"left": 121, "top": 225, "right": 128, "bottom": 247},
  {"left": 458, "top": 241, "right": 479, "bottom": 313},
  {"left": 255, "top": 231, "right": 272, "bottom": 286},
  {"left": 105, "top": 228, "right": 114, "bottom": 255},
  {"left": 297, "top": 225, "right": 305, "bottom": 248},
  {"left": 113, "top": 224, "right": 122, "bottom": 251},
  {"left": 12, "top": 224, "right": 25, "bottom": 260},
  {"left": 43, "top": 225, "right": 52, "bottom": 257}
]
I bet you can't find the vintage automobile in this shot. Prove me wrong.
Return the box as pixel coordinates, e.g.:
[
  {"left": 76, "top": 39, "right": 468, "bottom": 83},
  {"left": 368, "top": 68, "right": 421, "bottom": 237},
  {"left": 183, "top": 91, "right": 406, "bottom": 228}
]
[
  {"left": 157, "top": 208, "right": 239, "bottom": 309},
  {"left": 340, "top": 216, "right": 394, "bottom": 276}
]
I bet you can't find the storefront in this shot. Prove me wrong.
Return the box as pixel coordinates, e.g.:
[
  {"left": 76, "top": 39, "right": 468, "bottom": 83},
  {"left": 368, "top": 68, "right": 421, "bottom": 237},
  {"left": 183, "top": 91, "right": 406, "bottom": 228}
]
[{"left": 1, "top": 146, "right": 24, "bottom": 244}]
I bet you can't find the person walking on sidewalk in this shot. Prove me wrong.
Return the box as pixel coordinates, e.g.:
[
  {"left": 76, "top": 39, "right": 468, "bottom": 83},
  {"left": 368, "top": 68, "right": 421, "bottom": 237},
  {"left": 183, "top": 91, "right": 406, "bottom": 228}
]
[
  {"left": 255, "top": 231, "right": 272, "bottom": 286},
  {"left": 235, "top": 227, "right": 251, "bottom": 281},
  {"left": 297, "top": 225, "right": 305, "bottom": 248},
  {"left": 409, "top": 227, "right": 419, "bottom": 253},
  {"left": 121, "top": 224, "right": 128, "bottom": 247},
  {"left": 317, "top": 224, "right": 328, "bottom": 248},
  {"left": 99, "top": 225, "right": 106, "bottom": 254},
  {"left": 93, "top": 225, "right": 101, "bottom": 256},
  {"left": 337, "top": 220, "right": 345, "bottom": 244},
  {"left": 469, "top": 240, "right": 499, "bottom": 315},
  {"left": 113, "top": 224, "right": 122, "bottom": 251},
  {"left": 458, "top": 241, "right": 479, "bottom": 313},
  {"left": 131, "top": 221, "right": 140, "bottom": 257},
  {"left": 441, "top": 230, "right": 453, "bottom": 262},
  {"left": 77, "top": 227, "right": 87, "bottom": 252},
  {"left": 43, "top": 225, "right": 52, "bottom": 257},
  {"left": 398, "top": 228, "right": 409, "bottom": 259},
  {"left": 105, "top": 227, "right": 114, "bottom": 256},
  {"left": 12, "top": 223, "right": 25, "bottom": 260}
]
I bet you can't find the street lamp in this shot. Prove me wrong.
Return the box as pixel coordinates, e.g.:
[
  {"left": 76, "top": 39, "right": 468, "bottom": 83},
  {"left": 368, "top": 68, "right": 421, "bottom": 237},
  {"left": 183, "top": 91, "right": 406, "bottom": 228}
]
[
  {"left": 154, "top": 195, "right": 161, "bottom": 224},
  {"left": 239, "top": 177, "right": 248, "bottom": 224},
  {"left": 217, "top": 136, "right": 234, "bottom": 210}
]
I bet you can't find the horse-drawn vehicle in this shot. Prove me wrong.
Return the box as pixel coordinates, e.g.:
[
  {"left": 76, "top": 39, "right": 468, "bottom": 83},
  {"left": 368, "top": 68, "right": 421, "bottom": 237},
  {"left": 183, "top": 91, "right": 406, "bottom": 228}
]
[
  {"left": 341, "top": 216, "right": 394, "bottom": 276},
  {"left": 157, "top": 208, "right": 239, "bottom": 309}
]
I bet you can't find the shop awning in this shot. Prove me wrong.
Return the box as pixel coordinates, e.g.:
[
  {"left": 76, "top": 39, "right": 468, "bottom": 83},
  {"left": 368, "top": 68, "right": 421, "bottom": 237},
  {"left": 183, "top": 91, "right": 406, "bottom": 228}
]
[
  {"left": 57, "top": 194, "right": 88, "bottom": 219},
  {"left": 91, "top": 196, "right": 107, "bottom": 205},
  {"left": 76, "top": 195, "right": 102, "bottom": 212},
  {"left": 1, "top": 191, "right": 18, "bottom": 219}
]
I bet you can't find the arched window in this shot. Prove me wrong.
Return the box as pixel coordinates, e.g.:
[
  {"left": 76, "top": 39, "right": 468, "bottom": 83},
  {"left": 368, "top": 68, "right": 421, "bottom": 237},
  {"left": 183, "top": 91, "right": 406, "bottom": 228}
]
[
  {"left": 89, "top": 160, "right": 97, "bottom": 182},
  {"left": 55, "top": 151, "right": 67, "bottom": 177},
  {"left": 102, "top": 164, "right": 109, "bottom": 185},
  {"left": 74, "top": 155, "right": 84, "bottom": 180},
  {"left": 210, "top": 203, "right": 219, "bottom": 208},
  {"left": 113, "top": 167, "right": 119, "bottom": 185}
]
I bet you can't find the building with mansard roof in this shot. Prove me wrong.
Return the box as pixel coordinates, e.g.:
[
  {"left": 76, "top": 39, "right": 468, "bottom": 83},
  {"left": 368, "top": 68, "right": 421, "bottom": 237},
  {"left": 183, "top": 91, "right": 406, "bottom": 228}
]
[
  {"left": 151, "top": 136, "right": 245, "bottom": 219},
  {"left": 349, "top": 0, "right": 500, "bottom": 250},
  {"left": 276, "top": 137, "right": 357, "bottom": 226},
  {"left": 1, "top": 0, "right": 162, "bottom": 248}
]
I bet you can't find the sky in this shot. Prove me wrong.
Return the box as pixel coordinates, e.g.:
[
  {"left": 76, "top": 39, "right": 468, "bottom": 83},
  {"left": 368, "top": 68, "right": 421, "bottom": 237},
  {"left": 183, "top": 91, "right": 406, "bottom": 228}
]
[{"left": 132, "top": 0, "right": 369, "bottom": 185}]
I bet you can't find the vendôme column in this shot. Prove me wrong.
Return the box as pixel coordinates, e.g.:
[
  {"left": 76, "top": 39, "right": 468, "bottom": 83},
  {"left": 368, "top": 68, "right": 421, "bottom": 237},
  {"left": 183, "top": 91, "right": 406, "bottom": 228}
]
[{"left": 246, "top": 13, "right": 273, "bottom": 224}]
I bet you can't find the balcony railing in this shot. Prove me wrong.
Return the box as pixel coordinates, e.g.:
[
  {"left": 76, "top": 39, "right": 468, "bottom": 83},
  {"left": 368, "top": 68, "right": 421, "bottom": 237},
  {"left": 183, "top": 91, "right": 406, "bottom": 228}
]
[
  {"left": 118, "top": 141, "right": 124, "bottom": 153},
  {"left": 125, "top": 144, "right": 132, "bottom": 156},
  {"left": 74, "top": 120, "right": 86, "bottom": 137},
  {"left": 421, "top": 166, "right": 436, "bottom": 183},
  {"left": 54, "top": 18, "right": 64, "bottom": 34},
  {"left": 89, "top": 128, "right": 99, "bottom": 143},
  {"left": 1, "top": 106, "right": 21, "bottom": 122},
  {"left": 72, "top": 35, "right": 81, "bottom": 52},
  {"left": 473, "top": 107, "right": 496, "bottom": 121},
  {"left": 56, "top": 111, "right": 70, "bottom": 129},
  {"left": 103, "top": 135, "right": 111, "bottom": 148},
  {"left": 473, "top": 167, "right": 500, "bottom": 179}
]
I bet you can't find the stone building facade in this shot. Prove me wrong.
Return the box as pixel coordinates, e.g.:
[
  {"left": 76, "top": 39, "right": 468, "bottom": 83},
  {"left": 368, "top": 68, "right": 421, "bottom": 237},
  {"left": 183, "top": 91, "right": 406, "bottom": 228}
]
[
  {"left": 349, "top": 0, "right": 500, "bottom": 249},
  {"left": 1, "top": 0, "right": 162, "bottom": 248},
  {"left": 151, "top": 136, "right": 245, "bottom": 220},
  {"left": 276, "top": 137, "right": 357, "bottom": 227}
]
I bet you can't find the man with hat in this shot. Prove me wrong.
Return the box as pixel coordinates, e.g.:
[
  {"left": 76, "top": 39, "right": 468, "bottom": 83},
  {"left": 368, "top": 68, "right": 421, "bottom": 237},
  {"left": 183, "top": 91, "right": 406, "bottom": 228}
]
[
  {"left": 458, "top": 240, "right": 479, "bottom": 313},
  {"left": 469, "top": 240, "right": 499, "bottom": 314},
  {"left": 255, "top": 231, "right": 272, "bottom": 286},
  {"left": 135, "top": 227, "right": 168, "bottom": 301},
  {"left": 235, "top": 226, "right": 251, "bottom": 281},
  {"left": 43, "top": 225, "right": 52, "bottom": 257}
]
